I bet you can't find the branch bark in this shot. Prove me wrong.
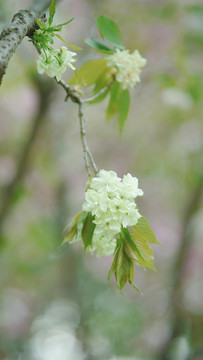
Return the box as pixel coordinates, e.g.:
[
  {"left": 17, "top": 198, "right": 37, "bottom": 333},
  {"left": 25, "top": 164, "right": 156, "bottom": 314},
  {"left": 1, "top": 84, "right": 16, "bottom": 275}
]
[
  {"left": 0, "top": 0, "right": 53, "bottom": 85},
  {"left": 0, "top": 10, "right": 39, "bottom": 84}
]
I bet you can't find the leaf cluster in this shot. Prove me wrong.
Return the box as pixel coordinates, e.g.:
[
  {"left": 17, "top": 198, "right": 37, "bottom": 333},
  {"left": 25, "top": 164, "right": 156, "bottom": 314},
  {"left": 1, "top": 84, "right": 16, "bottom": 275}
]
[
  {"left": 30, "top": 0, "right": 79, "bottom": 53},
  {"left": 63, "top": 211, "right": 95, "bottom": 250},
  {"left": 63, "top": 211, "right": 160, "bottom": 292},
  {"left": 69, "top": 16, "right": 131, "bottom": 133},
  {"left": 108, "top": 218, "right": 160, "bottom": 291}
]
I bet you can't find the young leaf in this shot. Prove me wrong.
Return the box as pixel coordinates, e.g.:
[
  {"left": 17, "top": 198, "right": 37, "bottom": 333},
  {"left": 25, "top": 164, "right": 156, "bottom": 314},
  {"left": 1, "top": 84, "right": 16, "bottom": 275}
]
[
  {"left": 122, "top": 227, "right": 144, "bottom": 262},
  {"left": 69, "top": 59, "right": 108, "bottom": 87},
  {"left": 128, "top": 261, "right": 141, "bottom": 292},
  {"left": 55, "top": 17, "right": 75, "bottom": 27},
  {"left": 48, "top": 16, "right": 53, "bottom": 26},
  {"left": 95, "top": 16, "right": 124, "bottom": 49},
  {"left": 108, "top": 239, "right": 141, "bottom": 292},
  {"left": 84, "top": 38, "right": 114, "bottom": 54},
  {"left": 94, "top": 68, "right": 112, "bottom": 94},
  {"left": 132, "top": 217, "right": 160, "bottom": 245},
  {"left": 88, "top": 68, "right": 112, "bottom": 104},
  {"left": 49, "top": 0, "right": 56, "bottom": 19},
  {"left": 116, "top": 245, "right": 130, "bottom": 290},
  {"left": 130, "top": 231, "right": 157, "bottom": 271},
  {"left": 54, "top": 34, "right": 82, "bottom": 50},
  {"left": 108, "top": 245, "right": 120, "bottom": 284},
  {"left": 82, "top": 212, "right": 96, "bottom": 250},
  {"left": 106, "top": 82, "right": 122, "bottom": 120},
  {"left": 63, "top": 212, "right": 82, "bottom": 244}
]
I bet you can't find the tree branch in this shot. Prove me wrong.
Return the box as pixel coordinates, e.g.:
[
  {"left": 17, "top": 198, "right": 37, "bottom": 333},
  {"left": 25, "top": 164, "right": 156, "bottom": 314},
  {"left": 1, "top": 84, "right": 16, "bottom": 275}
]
[
  {"left": 159, "top": 178, "right": 203, "bottom": 359},
  {"left": 0, "top": 76, "right": 55, "bottom": 244},
  {"left": 0, "top": 10, "right": 39, "bottom": 85},
  {"left": 0, "top": 0, "right": 53, "bottom": 85}
]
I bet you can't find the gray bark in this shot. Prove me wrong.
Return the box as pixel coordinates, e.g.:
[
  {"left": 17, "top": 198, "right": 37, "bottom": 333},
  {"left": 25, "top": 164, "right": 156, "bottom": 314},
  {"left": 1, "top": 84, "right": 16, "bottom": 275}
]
[
  {"left": 0, "top": 0, "right": 52, "bottom": 85},
  {"left": 0, "top": 10, "right": 39, "bottom": 84}
]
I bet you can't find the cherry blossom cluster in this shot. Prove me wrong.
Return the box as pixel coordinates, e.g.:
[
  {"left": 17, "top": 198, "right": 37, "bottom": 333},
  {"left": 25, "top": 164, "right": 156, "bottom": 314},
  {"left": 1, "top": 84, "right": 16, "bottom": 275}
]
[
  {"left": 37, "top": 46, "right": 76, "bottom": 81},
  {"left": 107, "top": 49, "right": 147, "bottom": 89},
  {"left": 82, "top": 170, "right": 143, "bottom": 256}
]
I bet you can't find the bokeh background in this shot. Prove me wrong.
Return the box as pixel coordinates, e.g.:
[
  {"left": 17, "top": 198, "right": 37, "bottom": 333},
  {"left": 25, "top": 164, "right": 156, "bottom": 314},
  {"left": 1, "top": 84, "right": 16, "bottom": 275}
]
[{"left": 0, "top": 0, "right": 203, "bottom": 359}]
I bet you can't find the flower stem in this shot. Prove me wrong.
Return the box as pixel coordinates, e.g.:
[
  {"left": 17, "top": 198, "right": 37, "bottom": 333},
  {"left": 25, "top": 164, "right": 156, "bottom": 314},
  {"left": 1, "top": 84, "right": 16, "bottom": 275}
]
[{"left": 57, "top": 79, "right": 98, "bottom": 177}]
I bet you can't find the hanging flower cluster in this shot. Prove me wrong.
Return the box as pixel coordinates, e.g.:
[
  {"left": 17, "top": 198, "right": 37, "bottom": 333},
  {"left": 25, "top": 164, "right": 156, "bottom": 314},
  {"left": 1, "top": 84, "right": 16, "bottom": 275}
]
[
  {"left": 80, "top": 170, "right": 143, "bottom": 256},
  {"left": 107, "top": 49, "right": 147, "bottom": 89},
  {"left": 37, "top": 47, "right": 76, "bottom": 81},
  {"left": 64, "top": 169, "right": 159, "bottom": 291}
]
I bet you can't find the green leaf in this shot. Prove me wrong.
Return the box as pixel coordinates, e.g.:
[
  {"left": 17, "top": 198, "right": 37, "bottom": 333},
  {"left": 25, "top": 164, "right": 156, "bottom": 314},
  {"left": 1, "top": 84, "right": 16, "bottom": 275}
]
[
  {"left": 108, "top": 245, "right": 120, "bottom": 284},
  {"left": 116, "top": 245, "right": 129, "bottom": 290},
  {"left": 94, "top": 68, "right": 112, "bottom": 93},
  {"left": 130, "top": 231, "right": 157, "bottom": 271},
  {"left": 69, "top": 59, "right": 108, "bottom": 87},
  {"left": 63, "top": 212, "right": 83, "bottom": 244},
  {"left": 95, "top": 15, "right": 124, "bottom": 49},
  {"left": 118, "top": 89, "right": 130, "bottom": 133},
  {"left": 106, "top": 82, "right": 122, "bottom": 120},
  {"left": 122, "top": 227, "right": 144, "bottom": 262},
  {"left": 49, "top": 0, "right": 55, "bottom": 19},
  {"left": 128, "top": 261, "right": 141, "bottom": 292},
  {"left": 55, "top": 17, "right": 75, "bottom": 28},
  {"left": 82, "top": 212, "right": 96, "bottom": 250},
  {"left": 84, "top": 38, "right": 114, "bottom": 54},
  {"left": 48, "top": 16, "right": 53, "bottom": 26},
  {"left": 54, "top": 34, "right": 82, "bottom": 50},
  {"left": 108, "top": 238, "right": 141, "bottom": 292},
  {"left": 89, "top": 69, "right": 112, "bottom": 104},
  {"left": 132, "top": 217, "right": 160, "bottom": 245},
  {"left": 129, "top": 260, "right": 134, "bottom": 284}
]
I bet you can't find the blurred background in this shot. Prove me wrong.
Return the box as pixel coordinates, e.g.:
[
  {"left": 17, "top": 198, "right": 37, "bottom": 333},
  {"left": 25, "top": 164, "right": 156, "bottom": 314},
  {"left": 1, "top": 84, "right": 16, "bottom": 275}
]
[{"left": 0, "top": 0, "right": 202, "bottom": 359}]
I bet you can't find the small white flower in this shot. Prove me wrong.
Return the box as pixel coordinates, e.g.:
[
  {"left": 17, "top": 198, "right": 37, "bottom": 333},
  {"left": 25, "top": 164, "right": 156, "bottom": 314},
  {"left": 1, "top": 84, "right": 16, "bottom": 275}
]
[
  {"left": 90, "top": 170, "right": 122, "bottom": 194},
  {"left": 107, "top": 49, "right": 147, "bottom": 89},
  {"left": 37, "top": 47, "right": 76, "bottom": 81},
  {"left": 122, "top": 204, "right": 141, "bottom": 227},
  {"left": 59, "top": 46, "right": 76, "bottom": 71},
  {"left": 88, "top": 232, "right": 117, "bottom": 257},
  {"left": 121, "top": 173, "right": 144, "bottom": 199}
]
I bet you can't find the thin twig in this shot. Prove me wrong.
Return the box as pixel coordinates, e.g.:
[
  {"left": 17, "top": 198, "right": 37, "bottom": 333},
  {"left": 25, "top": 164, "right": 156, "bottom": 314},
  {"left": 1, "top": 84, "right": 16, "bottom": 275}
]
[
  {"left": 78, "top": 102, "right": 98, "bottom": 176},
  {"left": 57, "top": 79, "right": 98, "bottom": 177},
  {"left": 78, "top": 102, "right": 91, "bottom": 177},
  {"left": 83, "top": 79, "right": 113, "bottom": 103},
  {"left": 57, "top": 79, "right": 80, "bottom": 103}
]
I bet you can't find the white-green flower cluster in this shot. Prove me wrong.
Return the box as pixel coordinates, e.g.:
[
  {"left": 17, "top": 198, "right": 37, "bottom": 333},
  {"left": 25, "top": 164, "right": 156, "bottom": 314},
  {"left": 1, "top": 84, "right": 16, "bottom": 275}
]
[
  {"left": 107, "top": 49, "right": 147, "bottom": 90},
  {"left": 82, "top": 170, "right": 143, "bottom": 256},
  {"left": 37, "top": 46, "right": 76, "bottom": 81}
]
